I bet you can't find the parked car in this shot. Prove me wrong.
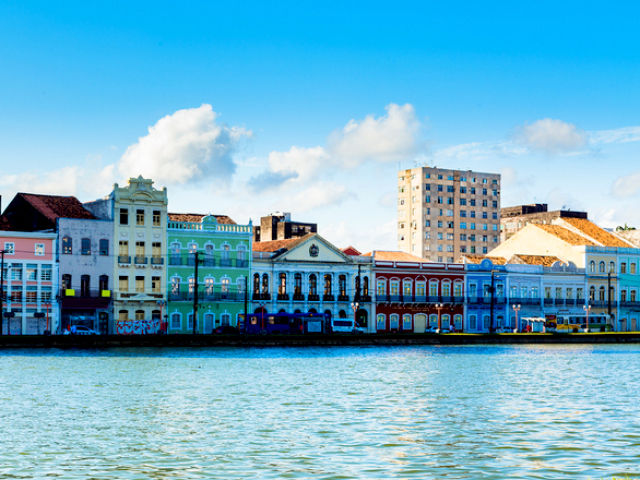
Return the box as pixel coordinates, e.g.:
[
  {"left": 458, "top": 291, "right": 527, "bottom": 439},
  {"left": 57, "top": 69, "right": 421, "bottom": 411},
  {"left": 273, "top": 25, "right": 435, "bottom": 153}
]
[
  {"left": 213, "top": 325, "right": 238, "bottom": 335},
  {"left": 496, "top": 326, "right": 513, "bottom": 333},
  {"left": 63, "top": 325, "right": 99, "bottom": 335}
]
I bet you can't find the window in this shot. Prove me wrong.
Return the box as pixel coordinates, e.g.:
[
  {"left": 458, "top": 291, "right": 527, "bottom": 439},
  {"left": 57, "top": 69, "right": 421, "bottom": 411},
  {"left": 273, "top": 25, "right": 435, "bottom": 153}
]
[
  {"left": 589, "top": 286, "right": 595, "bottom": 301},
  {"left": 437, "top": 185, "right": 443, "bottom": 192},
  {"left": 377, "top": 280, "right": 386, "bottom": 295},
  {"left": 377, "top": 314, "right": 386, "bottom": 330},
  {"left": 621, "top": 290, "right": 627, "bottom": 302},
  {"left": 460, "top": 187, "right": 467, "bottom": 194},
  {"left": 26, "top": 264, "right": 37, "bottom": 280},
  {"left": 470, "top": 199, "right": 476, "bottom": 207},
  {"left": 621, "top": 263, "right": 627, "bottom": 274},
  {"left": 482, "top": 211, "right": 488, "bottom": 219},
  {"left": 589, "top": 261, "right": 595, "bottom": 273},
  {"left": 61, "top": 274, "right": 72, "bottom": 290},
  {"left": 4, "top": 242, "right": 14, "bottom": 254},
  {"left": 469, "top": 314, "right": 477, "bottom": 331},
  {"left": 153, "top": 210, "right": 161, "bottom": 227},
  {"left": 62, "top": 237, "right": 72, "bottom": 254},
  {"left": 152, "top": 276, "right": 161, "bottom": 293},
  {"left": 119, "top": 276, "right": 129, "bottom": 292},
  {"left": 35, "top": 244, "right": 44, "bottom": 256},
  {"left": 136, "top": 276, "right": 145, "bottom": 293},
  {"left": 119, "top": 310, "right": 129, "bottom": 321},
  {"left": 135, "top": 310, "right": 145, "bottom": 321},
  {"left": 136, "top": 209, "right": 145, "bottom": 226},
  {"left": 152, "top": 242, "right": 161, "bottom": 259},
  {"left": 632, "top": 263, "right": 637, "bottom": 274},
  {"left": 403, "top": 314, "right": 412, "bottom": 330},
  {"left": 171, "top": 313, "right": 181, "bottom": 329},
  {"left": 390, "top": 314, "right": 399, "bottom": 329},
  {"left": 460, "top": 210, "right": 467, "bottom": 217},
  {"left": 99, "top": 239, "right": 109, "bottom": 256},
  {"left": 609, "top": 261, "right": 615, "bottom": 273},
  {"left": 429, "top": 281, "right": 438, "bottom": 297},
  {"left": 470, "top": 223, "right": 476, "bottom": 230},
  {"left": 599, "top": 286, "right": 606, "bottom": 301},
  {"left": 120, "top": 208, "right": 129, "bottom": 225},
  {"left": 81, "top": 275, "right": 90, "bottom": 297},
  {"left": 119, "top": 240, "right": 128, "bottom": 256},
  {"left": 278, "top": 273, "right": 287, "bottom": 295},
  {"left": 99, "top": 275, "right": 108, "bottom": 291},
  {"left": 493, "top": 201, "right": 498, "bottom": 208},
  {"left": 324, "top": 275, "right": 332, "bottom": 295},
  {"left": 41, "top": 265, "right": 52, "bottom": 281},
  {"left": 11, "top": 286, "right": 22, "bottom": 302},
  {"left": 403, "top": 280, "right": 412, "bottom": 297},
  {"left": 632, "top": 290, "right": 637, "bottom": 302},
  {"left": 437, "top": 196, "right": 443, "bottom": 204},
  {"left": 390, "top": 281, "right": 399, "bottom": 296},
  {"left": 41, "top": 287, "right": 52, "bottom": 301},
  {"left": 81, "top": 238, "right": 91, "bottom": 255},
  {"left": 470, "top": 211, "right": 476, "bottom": 218},
  {"left": 309, "top": 274, "right": 317, "bottom": 295},
  {"left": 599, "top": 261, "right": 605, "bottom": 273},
  {"left": 11, "top": 264, "right": 22, "bottom": 280}
]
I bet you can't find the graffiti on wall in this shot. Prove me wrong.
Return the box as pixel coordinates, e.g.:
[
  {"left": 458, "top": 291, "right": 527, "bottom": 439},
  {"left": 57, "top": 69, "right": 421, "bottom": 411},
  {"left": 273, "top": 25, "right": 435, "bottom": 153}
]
[{"left": 117, "top": 319, "right": 160, "bottom": 335}]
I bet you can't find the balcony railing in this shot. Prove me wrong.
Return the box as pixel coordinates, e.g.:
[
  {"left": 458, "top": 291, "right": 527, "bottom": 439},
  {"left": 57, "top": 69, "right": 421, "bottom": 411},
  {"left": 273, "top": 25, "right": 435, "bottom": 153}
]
[
  {"left": 338, "top": 295, "right": 350, "bottom": 302},
  {"left": 60, "top": 288, "right": 112, "bottom": 299},
  {"left": 252, "top": 293, "right": 271, "bottom": 301},
  {"left": 293, "top": 294, "right": 305, "bottom": 302},
  {"left": 150, "top": 256, "right": 164, "bottom": 265},
  {"left": 277, "top": 293, "right": 289, "bottom": 301},
  {"left": 554, "top": 298, "right": 564, "bottom": 305},
  {"left": 620, "top": 301, "right": 640, "bottom": 308},
  {"left": 308, "top": 294, "right": 320, "bottom": 301},
  {"left": 220, "top": 258, "right": 232, "bottom": 267},
  {"left": 167, "top": 255, "right": 248, "bottom": 268},
  {"left": 170, "top": 291, "right": 245, "bottom": 302},
  {"left": 134, "top": 256, "right": 147, "bottom": 265},
  {"left": 236, "top": 259, "right": 249, "bottom": 268},
  {"left": 118, "top": 255, "right": 131, "bottom": 264},
  {"left": 323, "top": 294, "right": 335, "bottom": 302}
]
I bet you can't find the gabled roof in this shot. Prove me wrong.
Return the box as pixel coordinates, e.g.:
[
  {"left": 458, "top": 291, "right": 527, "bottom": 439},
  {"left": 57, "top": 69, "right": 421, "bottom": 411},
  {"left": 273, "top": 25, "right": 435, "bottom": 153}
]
[
  {"left": 168, "top": 213, "right": 236, "bottom": 225},
  {"left": 252, "top": 235, "right": 311, "bottom": 253},
  {"left": 17, "top": 193, "right": 95, "bottom": 221},
  {"left": 363, "top": 251, "right": 431, "bottom": 263},
  {"left": 342, "top": 246, "right": 361, "bottom": 256},
  {"left": 534, "top": 224, "right": 598, "bottom": 246},
  {"left": 559, "top": 217, "right": 634, "bottom": 248},
  {"left": 510, "top": 254, "right": 565, "bottom": 266}
]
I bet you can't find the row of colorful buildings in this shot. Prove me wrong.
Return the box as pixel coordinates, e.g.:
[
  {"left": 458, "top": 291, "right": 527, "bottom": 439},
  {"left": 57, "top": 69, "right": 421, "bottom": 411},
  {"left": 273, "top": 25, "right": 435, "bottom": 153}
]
[{"left": 1, "top": 176, "right": 640, "bottom": 334}]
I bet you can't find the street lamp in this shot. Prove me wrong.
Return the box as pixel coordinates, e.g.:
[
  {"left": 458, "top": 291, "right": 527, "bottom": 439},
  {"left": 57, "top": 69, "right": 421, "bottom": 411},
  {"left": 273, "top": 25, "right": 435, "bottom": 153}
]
[
  {"left": 512, "top": 304, "right": 521, "bottom": 333},
  {"left": 435, "top": 302, "right": 444, "bottom": 333},
  {"left": 43, "top": 299, "right": 51, "bottom": 335},
  {"left": 351, "top": 301, "right": 359, "bottom": 332},
  {"left": 584, "top": 303, "right": 591, "bottom": 333}
]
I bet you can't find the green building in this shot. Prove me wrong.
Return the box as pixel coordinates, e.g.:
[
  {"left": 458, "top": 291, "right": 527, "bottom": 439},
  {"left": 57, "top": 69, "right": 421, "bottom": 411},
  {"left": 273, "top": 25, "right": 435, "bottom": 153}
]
[{"left": 166, "top": 213, "right": 252, "bottom": 333}]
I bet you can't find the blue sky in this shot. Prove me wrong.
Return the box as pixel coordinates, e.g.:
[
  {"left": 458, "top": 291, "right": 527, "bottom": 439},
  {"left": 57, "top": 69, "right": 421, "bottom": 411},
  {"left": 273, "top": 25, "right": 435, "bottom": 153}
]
[{"left": 1, "top": 1, "right": 639, "bottom": 252}]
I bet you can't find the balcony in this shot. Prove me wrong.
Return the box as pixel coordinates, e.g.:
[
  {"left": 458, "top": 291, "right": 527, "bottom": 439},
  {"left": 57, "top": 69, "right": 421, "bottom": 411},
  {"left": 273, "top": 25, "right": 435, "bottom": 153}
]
[
  {"left": 361, "top": 295, "right": 372, "bottom": 302},
  {"left": 554, "top": 298, "right": 564, "bottom": 306},
  {"left": 453, "top": 296, "right": 465, "bottom": 304},
  {"left": 252, "top": 293, "right": 271, "bottom": 301},
  {"left": 134, "top": 256, "right": 147, "bottom": 265},
  {"left": 440, "top": 296, "right": 453, "bottom": 304},
  {"left": 60, "top": 288, "right": 112, "bottom": 299},
  {"left": 338, "top": 295, "right": 350, "bottom": 302},
  {"left": 277, "top": 293, "right": 289, "bottom": 301},
  {"left": 220, "top": 258, "right": 232, "bottom": 267},
  {"left": 620, "top": 301, "right": 640, "bottom": 308},
  {"left": 308, "top": 294, "right": 320, "bottom": 302},
  {"left": 566, "top": 299, "right": 575, "bottom": 306},
  {"left": 169, "top": 256, "right": 183, "bottom": 266},
  {"left": 150, "top": 256, "right": 164, "bottom": 266},
  {"left": 118, "top": 255, "right": 131, "bottom": 265},
  {"left": 293, "top": 294, "right": 305, "bottom": 302},
  {"left": 576, "top": 298, "right": 586, "bottom": 305},
  {"left": 236, "top": 259, "right": 249, "bottom": 268},
  {"left": 170, "top": 291, "right": 245, "bottom": 302},
  {"left": 203, "top": 257, "right": 215, "bottom": 267},
  {"left": 544, "top": 298, "right": 553, "bottom": 306},
  {"left": 323, "top": 294, "right": 335, "bottom": 302}
]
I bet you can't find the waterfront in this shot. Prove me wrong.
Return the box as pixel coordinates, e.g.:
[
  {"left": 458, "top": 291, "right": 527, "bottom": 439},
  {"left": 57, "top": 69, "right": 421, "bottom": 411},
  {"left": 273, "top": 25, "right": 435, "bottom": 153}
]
[{"left": 2, "top": 345, "right": 640, "bottom": 479}]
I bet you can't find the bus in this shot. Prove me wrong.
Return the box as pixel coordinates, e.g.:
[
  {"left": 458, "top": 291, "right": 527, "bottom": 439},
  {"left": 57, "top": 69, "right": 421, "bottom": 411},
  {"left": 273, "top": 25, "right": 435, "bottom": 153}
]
[
  {"left": 549, "top": 314, "right": 611, "bottom": 333},
  {"left": 245, "top": 312, "right": 330, "bottom": 335}
]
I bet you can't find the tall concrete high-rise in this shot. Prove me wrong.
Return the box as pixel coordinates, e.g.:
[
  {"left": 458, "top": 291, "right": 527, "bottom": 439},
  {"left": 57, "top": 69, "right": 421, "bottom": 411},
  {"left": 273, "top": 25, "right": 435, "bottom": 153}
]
[{"left": 397, "top": 167, "right": 501, "bottom": 262}]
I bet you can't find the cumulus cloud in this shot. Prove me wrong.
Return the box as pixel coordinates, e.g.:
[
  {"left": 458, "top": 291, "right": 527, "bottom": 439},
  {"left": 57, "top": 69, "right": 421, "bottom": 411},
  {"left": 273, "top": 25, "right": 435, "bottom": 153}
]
[
  {"left": 612, "top": 171, "right": 640, "bottom": 198},
  {"left": 118, "top": 104, "right": 251, "bottom": 185},
  {"left": 590, "top": 126, "right": 640, "bottom": 145},
  {"left": 328, "top": 103, "right": 422, "bottom": 166},
  {"left": 279, "top": 182, "right": 354, "bottom": 213},
  {"left": 266, "top": 146, "right": 330, "bottom": 181},
  {"left": 513, "top": 118, "right": 587, "bottom": 154},
  {"left": 247, "top": 169, "right": 299, "bottom": 193}
]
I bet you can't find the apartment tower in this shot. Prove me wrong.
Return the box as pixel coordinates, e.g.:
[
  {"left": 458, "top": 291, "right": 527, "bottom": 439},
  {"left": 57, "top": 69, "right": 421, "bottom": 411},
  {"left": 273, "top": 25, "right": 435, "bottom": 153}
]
[{"left": 398, "top": 167, "right": 501, "bottom": 262}]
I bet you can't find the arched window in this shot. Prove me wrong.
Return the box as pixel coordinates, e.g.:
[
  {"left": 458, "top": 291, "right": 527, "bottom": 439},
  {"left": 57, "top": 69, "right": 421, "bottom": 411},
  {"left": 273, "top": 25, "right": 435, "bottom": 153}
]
[
  {"left": 339, "top": 310, "right": 347, "bottom": 318},
  {"left": 253, "top": 274, "right": 260, "bottom": 295},
  {"left": 589, "top": 286, "right": 595, "bottom": 301},
  {"left": 119, "top": 310, "right": 129, "bottom": 321},
  {"left": 205, "top": 244, "right": 214, "bottom": 266},
  {"left": 170, "top": 242, "right": 181, "bottom": 265},
  {"left": 135, "top": 310, "right": 145, "bottom": 320},
  {"left": 402, "top": 314, "right": 412, "bottom": 330},
  {"left": 442, "top": 314, "right": 451, "bottom": 328},
  {"left": 221, "top": 277, "right": 230, "bottom": 299},
  {"left": 454, "top": 314, "right": 463, "bottom": 330},
  {"left": 609, "top": 286, "right": 615, "bottom": 301},
  {"left": 402, "top": 280, "right": 412, "bottom": 297},
  {"left": 354, "top": 276, "right": 360, "bottom": 297},
  {"left": 324, "top": 275, "right": 332, "bottom": 296},
  {"left": 324, "top": 309, "right": 332, "bottom": 319},
  {"left": 99, "top": 239, "right": 109, "bottom": 256},
  {"left": 429, "top": 280, "right": 438, "bottom": 298},
  {"left": 609, "top": 261, "right": 616, "bottom": 273},
  {"left": 221, "top": 313, "right": 231, "bottom": 325},
  {"left": 339, "top": 275, "right": 347, "bottom": 298},
  {"left": 429, "top": 314, "right": 438, "bottom": 328},
  {"left": 278, "top": 273, "right": 287, "bottom": 297},
  {"left": 151, "top": 310, "right": 160, "bottom": 320},
  {"left": 482, "top": 314, "right": 490, "bottom": 330},
  {"left": 453, "top": 281, "right": 463, "bottom": 298},
  {"left": 188, "top": 243, "right": 197, "bottom": 266},
  {"left": 81, "top": 238, "right": 91, "bottom": 255},
  {"left": 377, "top": 279, "right": 386, "bottom": 295},
  {"left": 80, "top": 275, "right": 90, "bottom": 297},
  {"left": 237, "top": 277, "right": 246, "bottom": 297},
  {"left": 621, "top": 263, "right": 627, "bottom": 274},
  {"left": 237, "top": 245, "right": 247, "bottom": 266},
  {"left": 589, "top": 261, "right": 595, "bottom": 273},
  {"left": 99, "top": 275, "right": 108, "bottom": 292},
  {"left": 469, "top": 314, "right": 477, "bottom": 331},
  {"left": 363, "top": 277, "right": 369, "bottom": 296},
  {"left": 261, "top": 274, "right": 269, "bottom": 294},
  {"left": 416, "top": 281, "right": 426, "bottom": 297},
  {"left": 62, "top": 237, "right": 72, "bottom": 254},
  {"left": 309, "top": 274, "right": 317, "bottom": 296},
  {"left": 221, "top": 244, "right": 230, "bottom": 266},
  {"left": 294, "top": 273, "right": 302, "bottom": 297},
  {"left": 205, "top": 277, "right": 214, "bottom": 297},
  {"left": 631, "top": 290, "right": 637, "bottom": 302},
  {"left": 621, "top": 289, "right": 628, "bottom": 302},
  {"left": 442, "top": 281, "right": 451, "bottom": 298},
  {"left": 599, "top": 286, "right": 606, "bottom": 301},
  {"left": 390, "top": 314, "right": 399, "bottom": 329},
  {"left": 632, "top": 263, "right": 638, "bottom": 275},
  {"left": 599, "top": 261, "right": 605, "bottom": 273},
  {"left": 170, "top": 313, "right": 181, "bottom": 329},
  {"left": 187, "top": 312, "right": 194, "bottom": 329},
  {"left": 376, "top": 314, "right": 386, "bottom": 330},
  {"left": 62, "top": 274, "right": 72, "bottom": 290}
]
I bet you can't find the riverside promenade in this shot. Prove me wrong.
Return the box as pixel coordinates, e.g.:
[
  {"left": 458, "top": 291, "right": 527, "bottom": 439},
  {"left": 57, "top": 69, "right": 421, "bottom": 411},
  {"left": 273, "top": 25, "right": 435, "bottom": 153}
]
[{"left": 2, "top": 332, "right": 640, "bottom": 348}]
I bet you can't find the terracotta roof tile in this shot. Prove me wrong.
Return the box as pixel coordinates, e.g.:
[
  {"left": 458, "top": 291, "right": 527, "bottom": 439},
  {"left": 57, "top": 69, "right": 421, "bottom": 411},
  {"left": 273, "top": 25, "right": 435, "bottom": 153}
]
[
  {"left": 168, "top": 213, "right": 236, "bottom": 225},
  {"left": 535, "top": 224, "right": 598, "bottom": 246},
  {"left": 252, "top": 235, "right": 312, "bottom": 253},
  {"left": 511, "top": 254, "right": 565, "bottom": 266},
  {"left": 341, "top": 246, "right": 361, "bottom": 256},
  {"left": 459, "top": 254, "right": 507, "bottom": 265},
  {"left": 19, "top": 193, "right": 95, "bottom": 221},
  {"left": 362, "top": 251, "right": 431, "bottom": 262},
  {"left": 560, "top": 217, "right": 633, "bottom": 247}
]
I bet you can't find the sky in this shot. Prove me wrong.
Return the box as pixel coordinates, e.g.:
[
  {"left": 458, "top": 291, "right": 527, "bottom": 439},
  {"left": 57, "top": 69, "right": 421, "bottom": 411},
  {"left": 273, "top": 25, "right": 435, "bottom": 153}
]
[{"left": 1, "top": 1, "right": 639, "bottom": 252}]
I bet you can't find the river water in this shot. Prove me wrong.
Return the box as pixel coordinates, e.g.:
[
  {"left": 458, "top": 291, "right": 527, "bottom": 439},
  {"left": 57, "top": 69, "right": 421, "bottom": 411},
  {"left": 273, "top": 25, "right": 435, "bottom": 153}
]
[{"left": 1, "top": 345, "right": 639, "bottom": 479}]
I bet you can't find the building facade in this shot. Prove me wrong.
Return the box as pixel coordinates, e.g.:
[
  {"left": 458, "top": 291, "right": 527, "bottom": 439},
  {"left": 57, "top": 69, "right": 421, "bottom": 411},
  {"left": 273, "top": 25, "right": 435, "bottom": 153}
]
[
  {"left": 253, "top": 212, "right": 317, "bottom": 242},
  {"left": 371, "top": 252, "right": 465, "bottom": 332},
  {"left": 1, "top": 230, "right": 58, "bottom": 335},
  {"left": 251, "top": 234, "right": 373, "bottom": 331},
  {"left": 57, "top": 217, "right": 113, "bottom": 334},
  {"left": 500, "top": 204, "right": 588, "bottom": 242},
  {"left": 397, "top": 166, "right": 501, "bottom": 263},
  {"left": 166, "top": 214, "right": 252, "bottom": 334},
  {"left": 85, "top": 176, "right": 168, "bottom": 329}
]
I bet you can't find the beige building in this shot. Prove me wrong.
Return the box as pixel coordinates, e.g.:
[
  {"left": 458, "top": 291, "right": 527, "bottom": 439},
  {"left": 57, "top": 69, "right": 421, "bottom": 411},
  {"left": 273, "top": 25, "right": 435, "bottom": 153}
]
[
  {"left": 500, "top": 203, "right": 588, "bottom": 242},
  {"left": 397, "top": 167, "right": 501, "bottom": 262}
]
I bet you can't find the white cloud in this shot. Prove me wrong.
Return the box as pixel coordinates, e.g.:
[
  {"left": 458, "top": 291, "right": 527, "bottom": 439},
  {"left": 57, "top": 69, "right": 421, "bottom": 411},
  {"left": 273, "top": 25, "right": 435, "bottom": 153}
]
[
  {"left": 118, "top": 104, "right": 251, "bottom": 185},
  {"left": 279, "top": 182, "right": 354, "bottom": 213},
  {"left": 514, "top": 118, "right": 587, "bottom": 154},
  {"left": 322, "top": 219, "right": 396, "bottom": 253},
  {"left": 267, "top": 146, "right": 330, "bottom": 181},
  {"left": 328, "top": 103, "right": 422, "bottom": 166},
  {"left": 612, "top": 171, "right": 640, "bottom": 198},
  {"left": 590, "top": 126, "right": 640, "bottom": 145}
]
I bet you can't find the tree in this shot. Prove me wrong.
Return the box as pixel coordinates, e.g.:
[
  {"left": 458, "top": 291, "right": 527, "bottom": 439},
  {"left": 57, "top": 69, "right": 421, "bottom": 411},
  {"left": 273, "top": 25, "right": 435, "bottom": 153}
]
[{"left": 616, "top": 223, "right": 636, "bottom": 231}]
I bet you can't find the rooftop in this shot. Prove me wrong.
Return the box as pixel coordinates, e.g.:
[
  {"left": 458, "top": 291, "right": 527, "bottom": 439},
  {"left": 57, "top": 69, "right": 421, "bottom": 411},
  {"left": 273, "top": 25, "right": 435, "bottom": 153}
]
[
  {"left": 560, "top": 217, "right": 633, "bottom": 248},
  {"left": 17, "top": 193, "right": 96, "bottom": 222},
  {"left": 252, "top": 235, "right": 311, "bottom": 253},
  {"left": 510, "top": 254, "right": 565, "bottom": 267},
  {"left": 462, "top": 254, "right": 507, "bottom": 265},
  {"left": 534, "top": 224, "right": 598, "bottom": 246},
  {"left": 168, "top": 213, "right": 236, "bottom": 225},
  {"left": 363, "top": 251, "right": 432, "bottom": 262},
  {"left": 0, "top": 215, "right": 12, "bottom": 231}
]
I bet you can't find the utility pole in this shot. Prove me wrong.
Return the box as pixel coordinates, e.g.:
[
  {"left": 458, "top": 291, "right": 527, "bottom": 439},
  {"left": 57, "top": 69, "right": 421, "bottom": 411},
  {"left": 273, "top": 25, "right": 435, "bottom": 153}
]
[
  {"left": 0, "top": 249, "right": 4, "bottom": 336},
  {"left": 243, "top": 276, "right": 248, "bottom": 334},
  {"left": 489, "top": 271, "right": 496, "bottom": 333},
  {"left": 608, "top": 271, "right": 613, "bottom": 330},
  {"left": 192, "top": 251, "right": 204, "bottom": 335}
]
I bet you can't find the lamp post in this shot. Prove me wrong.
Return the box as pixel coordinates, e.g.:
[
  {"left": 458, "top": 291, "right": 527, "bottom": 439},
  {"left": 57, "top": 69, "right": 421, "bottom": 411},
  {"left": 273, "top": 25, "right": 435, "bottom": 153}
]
[
  {"left": 43, "top": 299, "right": 51, "bottom": 334},
  {"left": 512, "top": 304, "right": 521, "bottom": 333},
  {"left": 435, "top": 302, "right": 444, "bottom": 333},
  {"left": 260, "top": 302, "right": 266, "bottom": 334},
  {"left": 584, "top": 303, "right": 591, "bottom": 333},
  {"left": 351, "top": 301, "right": 359, "bottom": 333}
]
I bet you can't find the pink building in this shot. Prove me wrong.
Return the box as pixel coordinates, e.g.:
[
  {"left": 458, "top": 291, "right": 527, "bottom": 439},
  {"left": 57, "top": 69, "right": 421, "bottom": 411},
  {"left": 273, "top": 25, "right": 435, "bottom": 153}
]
[{"left": 1, "top": 228, "right": 58, "bottom": 335}]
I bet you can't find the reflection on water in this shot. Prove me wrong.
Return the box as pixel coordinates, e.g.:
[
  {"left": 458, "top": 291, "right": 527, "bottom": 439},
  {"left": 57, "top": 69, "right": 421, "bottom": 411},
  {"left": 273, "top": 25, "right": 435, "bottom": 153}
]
[{"left": 1, "top": 345, "right": 639, "bottom": 479}]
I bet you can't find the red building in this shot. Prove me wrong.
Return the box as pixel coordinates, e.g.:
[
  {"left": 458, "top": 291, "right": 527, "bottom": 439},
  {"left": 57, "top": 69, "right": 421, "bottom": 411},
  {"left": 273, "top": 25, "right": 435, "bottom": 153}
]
[{"left": 367, "top": 251, "right": 465, "bottom": 333}]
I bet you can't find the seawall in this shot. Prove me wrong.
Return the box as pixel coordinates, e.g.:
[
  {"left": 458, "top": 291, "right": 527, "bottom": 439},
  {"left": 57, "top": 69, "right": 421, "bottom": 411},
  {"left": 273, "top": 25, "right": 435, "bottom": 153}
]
[{"left": 1, "top": 333, "right": 640, "bottom": 348}]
